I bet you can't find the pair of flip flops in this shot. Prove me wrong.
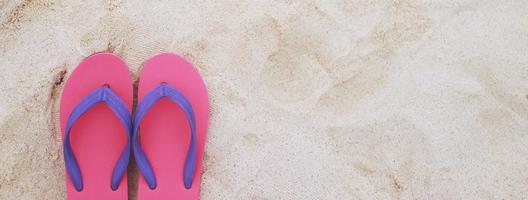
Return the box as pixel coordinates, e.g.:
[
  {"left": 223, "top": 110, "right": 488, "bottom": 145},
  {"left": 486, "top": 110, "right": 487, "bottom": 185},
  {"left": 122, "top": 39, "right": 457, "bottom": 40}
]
[{"left": 60, "top": 53, "right": 208, "bottom": 199}]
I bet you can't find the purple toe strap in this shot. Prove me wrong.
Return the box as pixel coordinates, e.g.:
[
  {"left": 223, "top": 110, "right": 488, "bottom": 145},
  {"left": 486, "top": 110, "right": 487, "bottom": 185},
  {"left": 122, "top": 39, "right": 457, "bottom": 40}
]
[
  {"left": 133, "top": 83, "right": 197, "bottom": 189},
  {"left": 63, "top": 85, "right": 132, "bottom": 191}
]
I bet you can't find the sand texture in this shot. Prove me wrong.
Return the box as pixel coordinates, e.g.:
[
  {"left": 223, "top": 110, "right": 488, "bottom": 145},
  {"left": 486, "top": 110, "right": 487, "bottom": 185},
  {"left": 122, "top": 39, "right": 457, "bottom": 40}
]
[{"left": 0, "top": 0, "right": 527, "bottom": 199}]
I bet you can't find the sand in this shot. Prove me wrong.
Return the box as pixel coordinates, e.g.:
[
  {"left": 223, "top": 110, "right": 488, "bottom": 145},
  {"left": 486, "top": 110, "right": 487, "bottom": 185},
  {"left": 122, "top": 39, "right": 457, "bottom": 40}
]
[{"left": 0, "top": 0, "right": 527, "bottom": 199}]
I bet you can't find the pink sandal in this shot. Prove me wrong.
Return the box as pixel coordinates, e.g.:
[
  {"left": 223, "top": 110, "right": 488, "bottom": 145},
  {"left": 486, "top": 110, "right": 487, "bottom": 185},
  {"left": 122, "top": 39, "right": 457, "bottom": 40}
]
[
  {"left": 133, "top": 53, "right": 209, "bottom": 199},
  {"left": 60, "top": 53, "right": 132, "bottom": 200}
]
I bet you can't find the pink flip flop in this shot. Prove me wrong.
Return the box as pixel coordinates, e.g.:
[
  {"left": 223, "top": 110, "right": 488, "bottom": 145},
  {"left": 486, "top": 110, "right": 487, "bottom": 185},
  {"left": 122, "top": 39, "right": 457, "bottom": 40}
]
[
  {"left": 133, "top": 53, "right": 209, "bottom": 199},
  {"left": 60, "top": 53, "right": 133, "bottom": 200}
]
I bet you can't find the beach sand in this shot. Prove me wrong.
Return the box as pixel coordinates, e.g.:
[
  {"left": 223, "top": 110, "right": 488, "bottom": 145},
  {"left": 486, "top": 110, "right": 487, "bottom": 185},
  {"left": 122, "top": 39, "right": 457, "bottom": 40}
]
[{"left": 0, "top": 0, "right": 527, "bottom": 199}]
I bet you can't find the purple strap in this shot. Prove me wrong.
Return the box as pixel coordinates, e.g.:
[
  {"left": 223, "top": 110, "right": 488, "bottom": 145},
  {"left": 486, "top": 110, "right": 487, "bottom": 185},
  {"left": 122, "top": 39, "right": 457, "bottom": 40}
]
[
  {"left": 63, "top": 85, "right": 131, "bottom": 191},
  {"left": 133, "top": 83, "right": 197, "bottom": 189}
]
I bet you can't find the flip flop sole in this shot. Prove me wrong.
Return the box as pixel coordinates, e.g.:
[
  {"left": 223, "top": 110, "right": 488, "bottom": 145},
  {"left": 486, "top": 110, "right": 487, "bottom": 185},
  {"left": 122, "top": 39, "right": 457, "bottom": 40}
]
[
  {"left": 137, "top": 53, "right": 209, "bottom": 199},
  {"left": 60, "top": 52, "right": 132, "bottom": 200}
]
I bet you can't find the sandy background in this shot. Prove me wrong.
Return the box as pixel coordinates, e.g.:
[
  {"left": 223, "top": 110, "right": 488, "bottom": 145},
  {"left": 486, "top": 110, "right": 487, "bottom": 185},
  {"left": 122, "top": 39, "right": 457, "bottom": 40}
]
[{"left": 0, "top": 0, "right": 527, "bottom": 199}]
